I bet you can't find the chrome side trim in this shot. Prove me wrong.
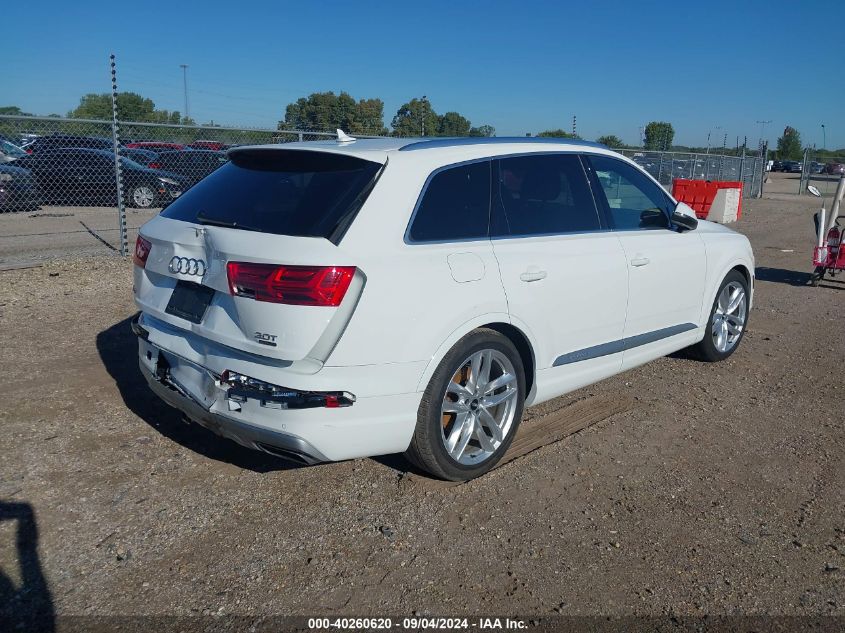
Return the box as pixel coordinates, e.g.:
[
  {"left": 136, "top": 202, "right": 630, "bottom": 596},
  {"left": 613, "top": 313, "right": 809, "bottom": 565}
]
[{"left": 553, "top": 323, "right": 698, "bottom": 367}]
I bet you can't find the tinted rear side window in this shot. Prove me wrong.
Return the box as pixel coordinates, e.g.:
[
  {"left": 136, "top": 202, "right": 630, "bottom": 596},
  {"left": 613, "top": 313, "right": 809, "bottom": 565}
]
[
  {"left": 493, "top": 154, "right": 600, "bottom": 237},
  {"left": 407, "top": 161, "right": 491, "bottom": 242},
  {"left": 160, "top": 149, "right": 382, "bottom": 241}
]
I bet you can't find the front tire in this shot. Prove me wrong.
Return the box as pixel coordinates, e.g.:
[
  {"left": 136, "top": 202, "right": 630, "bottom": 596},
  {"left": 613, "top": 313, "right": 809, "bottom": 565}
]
[
  {"left": 405, "top": 328, "right": 526, "bottom": 481},
  {"left": 130, "top": 184, "right": 157, "bottom": 209},
  {"left": 689, "top": 270, "right": 749, "bottom": 362}
]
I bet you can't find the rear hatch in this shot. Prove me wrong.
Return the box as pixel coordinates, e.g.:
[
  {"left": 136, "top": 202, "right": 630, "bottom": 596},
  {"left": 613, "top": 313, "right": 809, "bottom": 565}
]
[{"left": 134, "top": 147, "right": 384, "bottom": 363}]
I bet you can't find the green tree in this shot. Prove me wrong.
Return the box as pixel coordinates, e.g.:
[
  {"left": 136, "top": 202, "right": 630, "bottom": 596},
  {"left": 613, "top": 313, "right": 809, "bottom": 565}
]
[
  {"left": 0, "top": 106, "right": 33, "bottom": 116},
  {"left": 391, "top": 98, "right": 439, "bottom": 137},
  {"left": 537, "top": 129, "right": 581, "bottom": 139},
  {"left": 68, "top": 92, "right": 186, "bottom": 123},
  {"left": 352, "top": 98, "right": 388, "bottom": 135},
  {"left": 437, "top": 111, "right": 471, "bottom": 136},
  {"left": 279, "top": 91, "right": 387, "bottom": 135},
  {"left": 597, "top": 134, "right": 624, "bottom": 148},
  {"left": 644, "top": 121, "right": 674, "bottom": 150},
  {"left": 776, "top": 126, "right": 802, "bottom": 160},
  {"left": 469, "top": 124, "right": 495, "bottom": 137}
]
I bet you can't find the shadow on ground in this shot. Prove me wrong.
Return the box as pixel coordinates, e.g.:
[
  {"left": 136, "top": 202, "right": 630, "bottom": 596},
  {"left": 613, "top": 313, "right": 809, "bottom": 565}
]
[
  {"left": 755, "top": 266, "right": 813, "bottom": 287},
  {"left": 95, "top": 316, "right": 298, "bottom": 474},
  {"left": 0, "top": 501, "right": 54, "bottom": 632}
]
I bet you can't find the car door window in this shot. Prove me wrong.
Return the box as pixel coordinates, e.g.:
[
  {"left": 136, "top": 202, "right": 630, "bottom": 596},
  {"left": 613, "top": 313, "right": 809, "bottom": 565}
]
[
  {"left": 492, "top": 154, "right": 600, "bottom": 236},
  {"left": 588, "top": 155, "right": 672, "bottom": 230},
  {"left": 407, "top": 161, "right": 490, "bottom": 242}
]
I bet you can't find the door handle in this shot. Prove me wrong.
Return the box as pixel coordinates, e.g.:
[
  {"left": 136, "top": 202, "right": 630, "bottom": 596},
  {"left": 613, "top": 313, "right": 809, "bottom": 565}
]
[
  {"left": 630, "top": 256, "right": 650, "bottom": 267},
  {"left": 519, "top": 269, "right": 547, "bottom": 282}
]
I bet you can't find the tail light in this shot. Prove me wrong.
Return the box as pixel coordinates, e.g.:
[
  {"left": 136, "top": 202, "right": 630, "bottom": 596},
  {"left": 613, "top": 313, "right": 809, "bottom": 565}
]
[
  {"left": 148, "top": 162, "right": 161, "bottom": 169},
  {"left": 227, "top": 262, "right": 355, "bottom": 306},
  {"left": 133, "top": 235, "right": 152, "bottom": 268},
  {"left": 828, "top": 226, "right": 841, "bottom": 249}
]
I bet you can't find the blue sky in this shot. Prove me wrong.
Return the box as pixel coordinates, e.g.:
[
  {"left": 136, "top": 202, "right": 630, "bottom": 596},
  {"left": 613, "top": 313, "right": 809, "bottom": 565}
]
[{"left": 3, "top": 0, "right": 844, "bottom": 148}]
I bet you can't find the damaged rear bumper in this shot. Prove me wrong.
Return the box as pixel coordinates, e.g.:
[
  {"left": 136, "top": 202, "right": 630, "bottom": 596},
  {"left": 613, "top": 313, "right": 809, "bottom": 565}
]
[{"left": 143, "top": 367, "right": 330, "bottom": 465}]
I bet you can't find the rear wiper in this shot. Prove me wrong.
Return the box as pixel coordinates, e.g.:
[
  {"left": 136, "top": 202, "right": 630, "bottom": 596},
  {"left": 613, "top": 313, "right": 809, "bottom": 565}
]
[{"left": 196, "top": 210, "right": 259, "bottom": 232}]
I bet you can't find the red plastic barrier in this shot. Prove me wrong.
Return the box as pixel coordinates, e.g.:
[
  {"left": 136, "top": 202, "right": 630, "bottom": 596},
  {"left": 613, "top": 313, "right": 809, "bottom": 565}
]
[{"left": 672, "top": 179, "right": 743, "bottom": 219}]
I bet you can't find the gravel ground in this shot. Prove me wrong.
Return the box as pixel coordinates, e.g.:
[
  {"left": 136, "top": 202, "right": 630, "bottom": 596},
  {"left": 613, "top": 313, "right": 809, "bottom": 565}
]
[{"left": 0, "top": 183, "right": 843, "bottom": 628}]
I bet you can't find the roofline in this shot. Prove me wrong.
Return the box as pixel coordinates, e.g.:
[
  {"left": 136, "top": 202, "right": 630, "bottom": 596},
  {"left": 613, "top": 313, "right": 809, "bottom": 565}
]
[{"left": 398, "top": 136, "right": 608, "bottom": 152}]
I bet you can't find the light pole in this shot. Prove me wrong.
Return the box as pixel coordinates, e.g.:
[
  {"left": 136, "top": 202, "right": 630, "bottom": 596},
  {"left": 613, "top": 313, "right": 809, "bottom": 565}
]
[
  {"left": 821, "top": 124, "right": 826, "bottom": 150},
  {"left": 706, "top": 126, "right": 721, "bottom": 155},
  {"left": 179, "top": 64, "right": 189, "bottom": 122}
]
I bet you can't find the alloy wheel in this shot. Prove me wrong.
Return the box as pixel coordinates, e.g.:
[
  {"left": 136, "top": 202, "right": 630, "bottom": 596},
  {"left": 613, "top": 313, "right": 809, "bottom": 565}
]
[
  {"left": 712, "top": 281, "right": 747, "bottom": 353},
  {"left": 440, "top": 349, "right": 519, "bottom": 465}
]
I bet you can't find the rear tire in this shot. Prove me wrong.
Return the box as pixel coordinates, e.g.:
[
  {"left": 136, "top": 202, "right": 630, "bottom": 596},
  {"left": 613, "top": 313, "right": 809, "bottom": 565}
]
[
  {"left": 810, "top": 266, "right": 825, "bottom": 287},
  {"left": 688, "top": 270, "right": 749, "bottom": 362},
  {"left": 405, "top": 328, "right": 526, "bottom": 481}
]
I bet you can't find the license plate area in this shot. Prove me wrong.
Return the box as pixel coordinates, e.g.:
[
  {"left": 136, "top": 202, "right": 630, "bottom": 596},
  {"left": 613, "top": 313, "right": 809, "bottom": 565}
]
[{"left": 165, "top": 280, "right": 215, "bottom": 324}]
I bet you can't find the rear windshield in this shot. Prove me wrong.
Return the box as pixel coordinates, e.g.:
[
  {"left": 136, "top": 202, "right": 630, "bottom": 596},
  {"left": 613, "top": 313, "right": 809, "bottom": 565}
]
[{"left": 160, "top": 149, "right": 382, "bottom": 242}]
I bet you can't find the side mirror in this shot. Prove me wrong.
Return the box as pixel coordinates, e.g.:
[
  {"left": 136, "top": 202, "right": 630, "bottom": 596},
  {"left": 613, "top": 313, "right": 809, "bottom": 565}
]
[
  {"left": 640, "top": 208, "right": 667, "bottom": 228},
  {"left": 671, "top": 210, "right": 698, "bottom": 232},
  {"left": 807, "top": 185, "right": 821, "bottom": 197}
]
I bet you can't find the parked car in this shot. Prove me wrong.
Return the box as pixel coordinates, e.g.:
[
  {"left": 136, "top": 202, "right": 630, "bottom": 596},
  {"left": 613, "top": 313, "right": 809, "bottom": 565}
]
[
  {"left": 131, "top": 136, "right": 755, "bottom": 481},
  {"left": 782, "top": 161, "right": 802, "bottom": 173},
  {"left": 22, "top": 134, "right": 115, "bottom": 154},
  {"left": 808, "top": 162, "right": 824, "bottom": 174},
  {"left": 771, "top": 160, "right": 784, "bottom": 172},
  {"left": 824, "top": 162, "right": 845, "bottom": 175},
  {"left": 153, "top": 150, "right": 228, "bottom": 188},
  {"left": 0, "top": 139, "right": 27, "bottom": 163},
  {"left": 120, "top": 148, "right": 160, "bottom": 168},
  {"left": 187, "top": 140, "right": 229, "bottom": 151},
  {"left": 15, "top": 148, "right": 183, "bottom": 208},
  {"left": 0, "top": 164, "right": 41, "bottom": 211},
  {"left": 125, "top": 141, "right": 186, "bottom": 151}
]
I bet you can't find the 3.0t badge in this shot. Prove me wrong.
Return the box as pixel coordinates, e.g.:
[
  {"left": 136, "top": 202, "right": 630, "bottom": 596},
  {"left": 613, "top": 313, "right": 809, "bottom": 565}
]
[{"left": 169, "top": 256, "right": 207, "bottom": 276}]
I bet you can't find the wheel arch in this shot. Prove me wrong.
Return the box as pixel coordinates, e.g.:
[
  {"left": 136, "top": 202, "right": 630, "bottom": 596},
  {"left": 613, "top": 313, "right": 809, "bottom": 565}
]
[{"left": 415, "top": 317, "right": 537, "bottom": 401}]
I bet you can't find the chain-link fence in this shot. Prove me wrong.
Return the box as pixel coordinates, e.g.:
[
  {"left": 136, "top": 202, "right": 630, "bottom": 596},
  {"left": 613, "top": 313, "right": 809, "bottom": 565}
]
[
  {"left": 0, "top": 115, "right": 341, "bottom": 264},
  {"left": 797, "top": 147, "right": 845, "bottom": 196},
  {"left": 0, "top": 114, "right": 770, "bottom": 264},
  {"left": 616, "top": 149, "right": 766, "bottom": 198}
]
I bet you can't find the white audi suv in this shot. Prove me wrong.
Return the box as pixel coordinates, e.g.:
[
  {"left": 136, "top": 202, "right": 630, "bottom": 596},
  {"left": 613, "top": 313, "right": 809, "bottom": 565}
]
[{"left": 132, "top": 135, "right": 754, "bottom": 481}]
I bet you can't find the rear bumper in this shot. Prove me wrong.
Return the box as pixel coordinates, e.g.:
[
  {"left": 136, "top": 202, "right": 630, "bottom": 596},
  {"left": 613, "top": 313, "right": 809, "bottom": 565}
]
[
  {"left": 143, "top": 368, "right": 330, "bottom": 464},
  {"left": 132, "top": 313, "right": 421, "bottom": 463}
]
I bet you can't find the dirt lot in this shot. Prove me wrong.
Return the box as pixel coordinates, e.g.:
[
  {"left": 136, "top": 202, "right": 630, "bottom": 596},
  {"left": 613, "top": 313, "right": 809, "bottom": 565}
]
[{"left": 0, "top": 176, "right": 843, "bottom": 628}]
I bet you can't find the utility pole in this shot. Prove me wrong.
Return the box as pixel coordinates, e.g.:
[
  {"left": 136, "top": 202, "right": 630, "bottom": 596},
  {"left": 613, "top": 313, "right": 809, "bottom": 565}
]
[
  {"left": 180, "top": 64, "right": 189, "bottom": 122},
  {"left": 756, "top": 119, "right": 771, "bottom": 149},
  {"left": 572, "top": 114, "right": 577, "bottom": 137}
]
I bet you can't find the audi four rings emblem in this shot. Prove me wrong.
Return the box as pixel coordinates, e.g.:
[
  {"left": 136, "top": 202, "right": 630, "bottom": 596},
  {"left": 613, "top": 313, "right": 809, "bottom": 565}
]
[{"left": 169, "top": 256, "right": 207, "bottom": 276}]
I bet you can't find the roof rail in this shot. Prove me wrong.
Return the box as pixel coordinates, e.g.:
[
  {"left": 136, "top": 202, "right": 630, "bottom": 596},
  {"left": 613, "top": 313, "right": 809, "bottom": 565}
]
[{"left": 398, "top": 136, "right": 607, "bottom": 152}]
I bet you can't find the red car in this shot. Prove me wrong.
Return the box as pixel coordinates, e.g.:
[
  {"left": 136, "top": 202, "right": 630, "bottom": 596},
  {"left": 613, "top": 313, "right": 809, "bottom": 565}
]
[
  {"left": 824, "top": 162, "right": 845, "bottom": 175},
  {"left": 125, "top": 141, "right": 186, "bottom": 151},
  {"left": 187, "top": 140, "right": 229, "bottom": 151}
]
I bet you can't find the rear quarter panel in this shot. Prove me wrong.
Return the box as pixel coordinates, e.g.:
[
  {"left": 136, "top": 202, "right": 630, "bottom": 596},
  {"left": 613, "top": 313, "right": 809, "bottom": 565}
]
[{"left": 327, "top": 153, "right": 510, "bottom": 370}]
